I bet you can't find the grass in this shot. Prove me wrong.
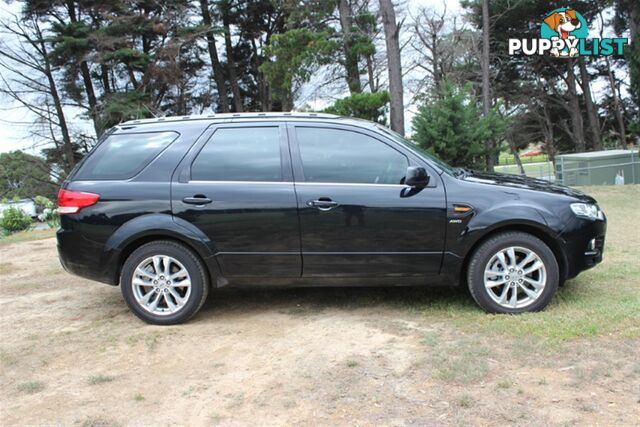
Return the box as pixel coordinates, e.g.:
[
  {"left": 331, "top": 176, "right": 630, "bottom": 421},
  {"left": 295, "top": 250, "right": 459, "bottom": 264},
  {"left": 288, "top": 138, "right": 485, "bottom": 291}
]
[
  {"left": 88, "top": 375, "right": 115, "bottom": 385},
  {"left": 456, "top": 394, "right": 474, "bottom": 408},
  {"left": 133, "top": 393, "right": 145, "bottom": 402},
  {"left": 494, "top": 161, "right": 554, "bottom": 178},
  {"left": 16, "top": 381, "right": 45, "bottom": 394},
  {"left": 417, "top": 185, "right": 640, "bottom": 342},
  {"left": 499, "top": 152, "right": 549, "bottom": 165},
  {"left": 0, "top": 228, "right": 55, "bottom": 245}
]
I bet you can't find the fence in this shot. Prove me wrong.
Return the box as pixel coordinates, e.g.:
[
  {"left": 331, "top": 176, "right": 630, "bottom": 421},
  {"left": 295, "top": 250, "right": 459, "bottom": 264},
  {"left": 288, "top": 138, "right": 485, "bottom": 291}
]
[
  {"left": 494, "top": 150, "right": 640, "bottom": 186},
  {"left": 494, "top": 161, "right": 556, "bottom": 181},
  {"left": 556, "top": 157, "right": 639, "bottom": 186}
]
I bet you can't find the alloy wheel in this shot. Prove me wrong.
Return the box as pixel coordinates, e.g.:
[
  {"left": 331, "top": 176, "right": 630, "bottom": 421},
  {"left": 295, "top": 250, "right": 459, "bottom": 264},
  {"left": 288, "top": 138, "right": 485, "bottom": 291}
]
[
  {"left": 483, "top": 246, "right": 547, "bottom": 309},
  {"left": 131, "top": 255, "right": 192, "bottom": 316}
]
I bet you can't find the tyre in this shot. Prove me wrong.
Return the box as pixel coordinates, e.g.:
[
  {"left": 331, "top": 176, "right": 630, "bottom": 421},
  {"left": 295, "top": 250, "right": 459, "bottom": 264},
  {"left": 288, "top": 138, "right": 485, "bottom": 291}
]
[
  {"left": 120, "top": 240, "right": 209, "bottom": 325},
  {"left": 467, "top": 232, "right": 559, "bottom": 314}
]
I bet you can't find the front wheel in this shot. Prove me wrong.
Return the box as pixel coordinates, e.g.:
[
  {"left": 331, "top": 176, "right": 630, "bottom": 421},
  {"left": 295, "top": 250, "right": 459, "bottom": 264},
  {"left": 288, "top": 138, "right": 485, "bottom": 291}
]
[
  {"left": 467, "top": 232, "right": 559, "bottom": 314},
  {"left": 120, "top": 240, "right": 209, "bottom": 325}
]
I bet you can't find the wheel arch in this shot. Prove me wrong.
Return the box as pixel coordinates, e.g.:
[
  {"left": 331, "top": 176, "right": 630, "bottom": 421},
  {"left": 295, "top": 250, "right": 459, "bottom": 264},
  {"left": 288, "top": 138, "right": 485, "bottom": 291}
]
[
  {"left": 101, "top": 213, "right": 220, "bottom": 286},
  {"left": 460, "top": 223, "right": 568, "bottom": 288}
]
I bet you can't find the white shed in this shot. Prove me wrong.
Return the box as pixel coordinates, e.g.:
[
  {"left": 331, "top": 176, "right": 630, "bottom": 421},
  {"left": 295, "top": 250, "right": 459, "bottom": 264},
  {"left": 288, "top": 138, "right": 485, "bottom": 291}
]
[{"left": 0, "top": 199, "right": 37, "bottom": 218}]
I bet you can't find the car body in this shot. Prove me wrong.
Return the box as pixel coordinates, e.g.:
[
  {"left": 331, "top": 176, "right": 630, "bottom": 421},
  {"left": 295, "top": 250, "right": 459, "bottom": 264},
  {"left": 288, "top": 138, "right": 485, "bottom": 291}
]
[{"left": 56, "top": 113, "right": 606, "bottom": 324}]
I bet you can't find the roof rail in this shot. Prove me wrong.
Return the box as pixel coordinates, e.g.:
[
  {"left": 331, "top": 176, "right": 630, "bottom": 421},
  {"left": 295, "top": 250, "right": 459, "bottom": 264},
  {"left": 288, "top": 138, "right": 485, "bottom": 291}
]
[{"left": 121, "top": 111, "right": 341, "bottom": 125}]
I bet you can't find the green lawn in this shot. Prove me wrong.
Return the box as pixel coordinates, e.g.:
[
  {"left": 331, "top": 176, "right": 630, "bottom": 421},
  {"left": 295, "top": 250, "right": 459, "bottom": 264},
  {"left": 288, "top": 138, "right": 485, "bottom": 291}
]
[
  {"left": 499, "top": 152, "right": 549, "bottom": 165},
  {"left": 494, "top": 161, "right": 555, "bottom": 178},
  {"left": 416, "top": 185, "right": 640, "bottom": 342}
]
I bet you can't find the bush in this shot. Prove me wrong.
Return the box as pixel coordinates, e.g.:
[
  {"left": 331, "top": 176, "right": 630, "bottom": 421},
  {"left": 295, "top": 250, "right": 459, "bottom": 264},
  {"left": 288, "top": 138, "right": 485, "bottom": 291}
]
[
  {"left": 35, "top": 196, "right": 60, "bottom": 229},
  {"left": 412, "top": 82, "right": 509, "bottom": 170},
  {"left": 1, "top": 206, "right": 32, "bottom": 233}
]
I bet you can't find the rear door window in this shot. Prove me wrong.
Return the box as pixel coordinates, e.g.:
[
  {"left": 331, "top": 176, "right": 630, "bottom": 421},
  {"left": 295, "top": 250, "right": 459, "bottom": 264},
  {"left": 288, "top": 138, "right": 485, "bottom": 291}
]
[
  {"left": 191, "top": 127, "right": 282, "bottom": 182},
  {"left": 75, "top": 131, "right": 178, "bottom": 180}
]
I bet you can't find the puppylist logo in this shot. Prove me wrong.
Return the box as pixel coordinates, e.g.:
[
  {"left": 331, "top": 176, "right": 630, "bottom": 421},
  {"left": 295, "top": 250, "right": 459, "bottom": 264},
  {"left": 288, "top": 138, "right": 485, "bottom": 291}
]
[{"left": 509, "top": 8, "right": 629, "bottom": 58}]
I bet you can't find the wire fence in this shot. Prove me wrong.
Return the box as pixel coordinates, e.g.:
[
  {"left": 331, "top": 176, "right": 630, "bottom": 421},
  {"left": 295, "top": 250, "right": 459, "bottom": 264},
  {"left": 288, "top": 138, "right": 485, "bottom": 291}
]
[{"left": 494, "top": 157, "right": 640, "bottom": 186}]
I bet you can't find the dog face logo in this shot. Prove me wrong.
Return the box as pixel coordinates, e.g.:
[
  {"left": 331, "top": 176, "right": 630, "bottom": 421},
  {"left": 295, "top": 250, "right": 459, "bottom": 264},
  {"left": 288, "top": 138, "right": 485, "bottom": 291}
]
[
  {"left": 541, "top": 8, "right": 588, "bottom": 57},
  {"left": 544, "top": 9, "right": 581, "bottom": 39}
]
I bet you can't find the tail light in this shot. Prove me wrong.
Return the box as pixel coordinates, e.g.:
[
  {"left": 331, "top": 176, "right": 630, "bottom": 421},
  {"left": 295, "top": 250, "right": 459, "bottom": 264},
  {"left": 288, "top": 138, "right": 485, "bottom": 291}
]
[{"left": 57, "top": 189, "right": 100, "bottom": 214}]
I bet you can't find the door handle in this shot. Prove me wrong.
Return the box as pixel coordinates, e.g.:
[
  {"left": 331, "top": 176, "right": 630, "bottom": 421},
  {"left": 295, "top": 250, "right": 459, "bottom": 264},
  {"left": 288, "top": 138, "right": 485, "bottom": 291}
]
[
  {"left": 307, "top": 198, "right": 338, "bottom": 211},
  {"left": 183, "top": 195, "right": 212, "bottom": 205}
]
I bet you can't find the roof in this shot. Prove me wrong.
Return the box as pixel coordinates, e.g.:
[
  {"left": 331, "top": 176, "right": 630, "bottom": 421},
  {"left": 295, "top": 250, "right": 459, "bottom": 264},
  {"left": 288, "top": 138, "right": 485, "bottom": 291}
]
[
  {"left": 120, "top": 112, "right": 343, "bottom": 126},
  {"left": 556, "top": 149, "right": 638, "bottom": 160}
]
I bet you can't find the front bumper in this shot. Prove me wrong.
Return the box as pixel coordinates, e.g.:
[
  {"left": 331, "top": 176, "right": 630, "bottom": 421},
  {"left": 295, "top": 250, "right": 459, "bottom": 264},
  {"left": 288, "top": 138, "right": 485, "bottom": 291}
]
[{"left": 559, "top": 215, "right": 606, "bottom": 280}]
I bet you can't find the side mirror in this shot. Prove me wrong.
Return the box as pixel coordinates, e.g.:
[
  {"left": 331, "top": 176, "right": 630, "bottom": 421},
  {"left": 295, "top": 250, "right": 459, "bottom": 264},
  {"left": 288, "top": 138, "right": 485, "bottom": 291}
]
[{"left": 405, "top": 166, "right": 429, "bottom": 188}]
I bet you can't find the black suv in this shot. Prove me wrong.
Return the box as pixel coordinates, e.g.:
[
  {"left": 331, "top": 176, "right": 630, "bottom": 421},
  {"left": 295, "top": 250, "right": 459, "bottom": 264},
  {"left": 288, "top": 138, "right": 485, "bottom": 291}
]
[{"left": 57, "top": 113, "right": 606, "bottom": 324}]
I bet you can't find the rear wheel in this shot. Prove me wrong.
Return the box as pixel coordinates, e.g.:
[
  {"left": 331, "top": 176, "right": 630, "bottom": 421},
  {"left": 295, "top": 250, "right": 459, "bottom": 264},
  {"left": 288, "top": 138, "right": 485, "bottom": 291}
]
[
  {"left": 467, "top": 232, "right": 559, "bottom": 314},
  {"left": 120, "top": 240, "right": 209, "bottom": 325}
]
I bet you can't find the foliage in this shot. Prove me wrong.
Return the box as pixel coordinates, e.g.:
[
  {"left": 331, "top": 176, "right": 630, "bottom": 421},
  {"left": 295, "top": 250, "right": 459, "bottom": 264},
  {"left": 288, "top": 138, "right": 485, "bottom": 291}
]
[
  {"left": 0, "top": 206, "right": 32, "bottom": 233},
  {"left": 412, "top": 82, "right": 509, "bottom": 169},
  {"left": 0, "top": 0, "right": 636, "bottom": 182},
  {"left": 261, "top": 29, "right": 338, "bottom": 109},
  {"left": 34, "top": 196, "right": 60, "bottom": 228},
  {"left": 323, "top": 91, "right": 390, "bottom": 123},
  {"left": 0, "top": 151, "right": 57, "bottom": 200}
]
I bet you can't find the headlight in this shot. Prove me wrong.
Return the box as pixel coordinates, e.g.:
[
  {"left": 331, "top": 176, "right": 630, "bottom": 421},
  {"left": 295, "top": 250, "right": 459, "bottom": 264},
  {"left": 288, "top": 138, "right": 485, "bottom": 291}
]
[{"left": 570, "top": 203, "right": 604, "bottom": 220}]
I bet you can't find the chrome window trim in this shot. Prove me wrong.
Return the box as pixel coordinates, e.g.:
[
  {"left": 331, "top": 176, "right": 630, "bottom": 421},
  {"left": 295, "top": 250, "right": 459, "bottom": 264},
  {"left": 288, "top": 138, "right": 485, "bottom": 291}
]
[{"left": 188, "top": 180, "right": 410, "bottom": 188}]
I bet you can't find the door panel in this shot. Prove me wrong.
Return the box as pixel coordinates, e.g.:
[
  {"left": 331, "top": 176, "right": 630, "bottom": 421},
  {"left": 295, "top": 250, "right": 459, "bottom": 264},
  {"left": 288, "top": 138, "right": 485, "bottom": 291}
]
[
  {"left": 295, "top": 183, "right": 446, "bottom": 276},
  {"left": 291, "top": 125, "right": 447, "bottom": 277},
  {"left": 171, "top": 124, "right": 301, "bottom": 277}
]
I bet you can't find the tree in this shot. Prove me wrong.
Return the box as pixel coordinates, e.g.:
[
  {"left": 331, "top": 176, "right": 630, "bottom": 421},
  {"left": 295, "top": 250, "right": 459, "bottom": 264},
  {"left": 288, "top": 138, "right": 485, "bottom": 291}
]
[
  {"left": 337, "top": 0, "right": 362, "bottom": 93},
  {"left": 412, "top": 82, "right": 508, "bottom": 170},
  {"left": 323, "top": 91, "right": 389, "bottom": 122},
  {"left": 0, "top": 151, "right": 57, "bottom": 200},
  {"left": 261, "top": 28, "right": 338, "bottom": 110},
  {"left": 378, "top": 0, "right": 404, "bottom": 135},
  {"left": 411, "top": 6, "right": 475, "bottom": 96},
  {"left": 480, "top": 0, "right": 494, "bottom": 171},
  {"left": 199, "top": 0, "right": 231, "bottom": 113},
  {"left": 217, "top": 0, "right": 244, "bottom": 111},
  {"left": 0, "top": 14, "right": 76, "bottom": 174},
  {"left": 578, "top": 56, "right": 602, "bottom": 150}
]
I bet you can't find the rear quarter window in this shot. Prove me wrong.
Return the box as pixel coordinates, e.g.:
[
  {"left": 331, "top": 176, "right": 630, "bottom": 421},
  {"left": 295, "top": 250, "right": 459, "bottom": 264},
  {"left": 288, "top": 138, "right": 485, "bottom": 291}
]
[{"left": 74, "top": 131, "right": 178, "bottom": 180}]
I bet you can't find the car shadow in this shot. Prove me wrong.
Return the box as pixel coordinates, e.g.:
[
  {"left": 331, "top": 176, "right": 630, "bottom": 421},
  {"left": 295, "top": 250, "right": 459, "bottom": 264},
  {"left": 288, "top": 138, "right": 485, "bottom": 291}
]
[{"left": 198, "top": 285, "right": 477, "bottom": 318}]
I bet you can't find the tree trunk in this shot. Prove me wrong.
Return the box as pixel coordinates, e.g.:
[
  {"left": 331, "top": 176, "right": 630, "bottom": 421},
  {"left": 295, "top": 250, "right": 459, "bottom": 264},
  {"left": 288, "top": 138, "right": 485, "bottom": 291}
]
[
  {"left": 541, "top": 104, "right": 557, "bottom": 166},
  {"left": 630, "top": 3, "right": 637, "bottom": 45},
  {"left": 79, "top": 61, "right": 101, "bottom": 135},
  {"left": 605, "top": 56, "right": 627, "bottom": 149},
  {"left": 39, "top": 33, "right": 74, "bottom": 172},
  {"left": 379, "top": 0, "right": 405, "bottom": 135},
  {"left": 65, "top": 1, "right": 101, "bottom": 136},
  {"left": 481, "top": 0, "right": 494, "bottom": 171},
  {"left": 578, "top": 57, "right": 601, "bottom": 151},
  {"left": 337, "top": 0, "right": 362, "bottom": 94},
  {"left": 221, "top": 3, "right": 243, "bottom": 112},
  {"left": 199, "top": 0, "right": 230, "bottom": 113},
  {"left": 366, "top": 54, "right": 376, "bottom": 92},
  {"left": 566, "top": 59, "right": 586, "bottom": 152},
  {"left": 511, "top": 142, "right": 525, "bottom": 175},
  {"left": 431, "top": 32, "right": 441, "bottom": 94}
]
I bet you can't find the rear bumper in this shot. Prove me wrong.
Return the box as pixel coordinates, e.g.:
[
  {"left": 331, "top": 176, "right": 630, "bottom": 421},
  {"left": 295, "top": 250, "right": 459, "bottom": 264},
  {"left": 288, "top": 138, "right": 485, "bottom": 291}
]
[
  {"left": 559, "top": 216, "right": 606, "bottom": 280},
  {"left": 57, "top": 228, "right": 117, "bottom": 285}
]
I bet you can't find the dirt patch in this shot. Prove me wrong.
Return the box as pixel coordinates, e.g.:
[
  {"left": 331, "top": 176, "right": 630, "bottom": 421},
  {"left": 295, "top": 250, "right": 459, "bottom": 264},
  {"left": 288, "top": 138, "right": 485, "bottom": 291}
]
[{"left": 1, "top": 238, "right": 639, "bottom": 425}]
